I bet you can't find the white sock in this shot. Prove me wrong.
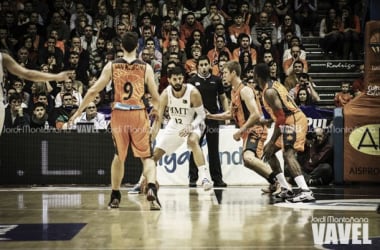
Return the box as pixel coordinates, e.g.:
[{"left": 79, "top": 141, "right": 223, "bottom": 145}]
[
  {"left": 294, "top": 175, "right": 309, "bottom": 190},
  {"left": 276, "top": 173, "right": 291, "bottom": 190},
  {"left": 198, "top": 165, "right": 209, "bottom": 180}
]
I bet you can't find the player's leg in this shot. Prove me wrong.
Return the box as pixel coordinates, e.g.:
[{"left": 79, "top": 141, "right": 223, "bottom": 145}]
[{"left": 187, "top": 132, "right": 212, "bottom": 191}]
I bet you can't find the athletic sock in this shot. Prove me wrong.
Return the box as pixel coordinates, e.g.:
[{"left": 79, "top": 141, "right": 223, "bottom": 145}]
[
  {"left": 276, "top": 173, "right": 291, "bottom": 190},
  {"left": 198, "top": 165, "right": 209, "bottom": 180},
  {"left": 294, "top": 175, "right": 309, "bottom": 190}
]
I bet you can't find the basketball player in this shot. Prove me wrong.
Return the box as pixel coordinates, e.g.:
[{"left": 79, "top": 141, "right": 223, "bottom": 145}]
[
  {"left": 254, "top": 63, "right": 315, "bottom": 202},
  {"left": 0, "top": 52, "right": 71, "bottom": 135},
  {"left": 69, "top": 32, "right": 161, "bottom": 210},
  {"left": 206, "top": 61, "right": 279, "bottom": 190},
  {"left": 151, "top": 65, "right": 213, "bottom": 191}
]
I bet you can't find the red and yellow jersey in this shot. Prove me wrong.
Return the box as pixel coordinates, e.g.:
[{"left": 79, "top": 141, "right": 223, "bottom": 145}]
[
  {"left": 111, "top": 58, "right": 146, "bottom": 107},
  {"left": 262, "top": 80, "right": 299, "bottom": 121}
]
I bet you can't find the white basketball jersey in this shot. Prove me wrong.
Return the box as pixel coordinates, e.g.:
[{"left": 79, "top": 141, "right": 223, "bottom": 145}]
[{"left": 166, "top": 84, "right": 195, "bottom": 127}]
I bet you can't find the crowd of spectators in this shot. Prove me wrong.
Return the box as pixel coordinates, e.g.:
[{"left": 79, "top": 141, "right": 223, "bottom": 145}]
[{"left": 1, "top": 0, "right": 367, "bottom": 131}]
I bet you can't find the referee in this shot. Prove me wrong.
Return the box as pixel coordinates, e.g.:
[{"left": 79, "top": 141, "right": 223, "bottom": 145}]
[{"left": 188, "top": 55, "right": 230, "bottom": 187}]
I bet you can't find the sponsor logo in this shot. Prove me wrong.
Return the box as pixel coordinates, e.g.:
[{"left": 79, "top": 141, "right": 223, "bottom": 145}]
[
  {"left": 311, "top": 216, "right": 372, "bottom": 245},
  {"left": 349, "top": 124, "right": 380, "bottom": 156}
]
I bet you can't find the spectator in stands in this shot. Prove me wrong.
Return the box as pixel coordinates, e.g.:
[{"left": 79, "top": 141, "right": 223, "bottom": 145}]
[
  {"left": 277, "top": 15, "right": 302, "bottom": 45},
  {"left": 93, "top": 16, "right": 116, "bottom": 41},
  {"left": 161, "top": 0, "right": 184, "bottom": 23},
  {"left": 4, "top": 93, "right": 30, "bottom": 129},
  {"left": 162, "top": 39, "right": 187, "bottom": 68},
  {"left": 158, "top": 16, "right": 173, "bottom": 46},
  {"left": 283, "top": 45, "right": 308, "bottom": 76},
  {"left": 80, "top": 25, "right": 98, "bottom": 54},
  {"left": 251, "top": 11, "right": 277, "bottom": 49},
  {"left": 113, "top": 1, "right": 137, "bottom": 28},
  {"left": 273, "top": 0, "right": 292, "bottom": 20},
  {"left": 162, "top": 27, "right": 185, "bottom": 54},
  {"left": 289, "top": 73, "right": 320, "bottom": 104},
  {"left": 238, "top": 1, "right": 256, "bottom": 28},
  {"left": 137, "top": 25, "right": 161, "bottom": 55},
  {"left": 180, "top": 12, "right": 205, "bottom": 45},
  {"left": 207, "top": 35, "right": 232, "bottom": 69},
  {"left": 185, "top": 29, "right": 207, "bottom": 57},
  {"left": 69, "top": 2, "right": 93, "bottom": 31},
  {"left": 211, "top": 51, "right": 230, "bottom": 77},
  {"left": 55, "top": 78, "right": 82, "bottom": 108},
  {"left": 12, "top": 79, "right": 30, "bottom": 108},
  {"left": 294, "top": 0, "right": 318, "bottom": 36},
  {"left": 228, "top": 12, "right": 251, "bottom": 48},
  {"left": 70, "top": 14, "right": 88, "bottom": 39},
  {"left": 299, "top": 127, "right": 333, "bottom": 186},
  {"left": 138, "top": 1, "right": 161, "bottom": 26},
  {"left": 294, "top": 87, "right": 314, "bottom": 106},
  {"left": 93, "top": 91, "right": 110, "bottom": 117},
  {"left": 334, "top": 81, "right": 353, "bottom": 107},
  {"left": 262, "top": 1, "right": 280, "bottom": 27},
  {"left": 352, "top": 64, "right": 364, "bottom": 97},
  {"left": 46, "top": 12, "right": 70, "bottom": 45},
  {"left": 30, "top": 102, "right": 51, "bottom": 129},
  {"left": 257, "top": 37, "right": 281, "bottom": 66},
  {"left": 139, "top": 37, "right": 163, "bottom": 65},
  {"left": 341, "top": 5, "right": 361, "bottom": 60},
  {"left": 54, "top": 92, "right": 78, "bottom": 129},
  {"left": 232, "top": 33, "right": 257, "bottom": 66},
  {"left": 185, "top": 45, "right": 202, "bottom": 78},
  {"left": 205, "top": 23, "right": 233, "bottom": 52},
  {"left": 202, "top": 3, "right": 225, "bottom": 29},
  {"left": 0, "top": 25, "right": 16, "bottom": 56},
  {"left": 20, "top": 35, "right": 38, "bottom": 66},
  {"left": 268, "top": 60, "right": 282, "bottom": 82},
  {"left": 70, "top": 101, "right": 107, "bottom": 130},
  {"left": 284, "top": 60, "right": 305, "bottom": 90},
  {"left": 319, "top": 8, "right": 344, "bottom": 59},
  {"left": 64, "top": 47, "right": 89, "bottom": 86},
  {"left": 95, "top": 3, "right": 114, "bottom": 29},
  {"left": 238, "top": 51, "right": 254, "bottom": 77},
  {"left": 282, "top": 36, "right": 307, "bottom": 63},
  {"left": 183, "top": 0, "right": 207, "bottom": 21},
  {"left": 136, "top": 13, "right": 159, "bottom": 39},
  {"left": 16, "top": 46, "right": 37, "bottom": 70},
  {"left": 166, "top": 7, "right": 181, "bottom": 28}
]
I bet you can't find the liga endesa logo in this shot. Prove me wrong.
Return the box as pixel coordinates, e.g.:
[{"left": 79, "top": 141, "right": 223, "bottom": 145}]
[{"left": 311, "top": 216, "right": 372, "bottom": 245}]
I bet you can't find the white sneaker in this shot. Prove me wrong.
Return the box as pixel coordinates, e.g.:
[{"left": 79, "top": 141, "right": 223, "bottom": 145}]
[
  {"left": 288, "top": 189, "right": 316, "bottom": 203},
  {"left": 128, "top": 183, "right": 141, "bottom": 194},
  {"left": 202, "top": 178, "right": 213, "bottom": 191}
]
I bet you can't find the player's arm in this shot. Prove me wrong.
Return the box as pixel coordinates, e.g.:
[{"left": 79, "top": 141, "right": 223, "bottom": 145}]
[
  {"left": 69, "top": 62, "right": 112, "bottom": 123},
  {"left": 263, "top": 88, "right": 284, "bottom": 142},
  {"left": 190, "top": 87, "right": 206, "bottom": 129},
  {"left": 151, "top": 89, "right": 168, "bottom": 141},
  {"left": 2, "top": 52, "right": 71, "bottom": 82},
  {"left": 145, "top": 64, "right": 160, "bottom": 114},
  {"left": 239, "top": 86, "right": 261, "bottom": 133}
]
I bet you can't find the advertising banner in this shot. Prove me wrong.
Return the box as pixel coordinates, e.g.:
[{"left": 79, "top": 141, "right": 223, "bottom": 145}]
[{"left": 343, "top": 21, "right": 380, "bottom": 182}]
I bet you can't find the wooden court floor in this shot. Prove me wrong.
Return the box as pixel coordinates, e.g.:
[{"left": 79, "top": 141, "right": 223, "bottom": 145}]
[{"left": 0, "top": 185, "right": 379, "bottom": 250}]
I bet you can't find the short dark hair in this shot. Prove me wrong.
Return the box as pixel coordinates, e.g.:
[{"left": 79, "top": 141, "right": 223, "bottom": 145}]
[
  {"left": 33, "top": 102, "right": 46, "bottom": 110},
  {"left": 121, "top": 32, "right": 138, "bottom": 52},
  {"left": 167, "top": 66, "right": 184, "bottom": 78},
  {"left": 8, "top": 93, "right": 23, "bottom": 103}
]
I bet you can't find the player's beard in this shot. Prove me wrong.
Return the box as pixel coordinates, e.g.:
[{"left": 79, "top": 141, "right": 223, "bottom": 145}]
[{"left": 172, "top": 84, "right": 182, "bottom": 92}]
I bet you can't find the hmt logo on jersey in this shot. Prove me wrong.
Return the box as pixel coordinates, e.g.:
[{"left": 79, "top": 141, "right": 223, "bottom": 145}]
[{"left": 311, "top": 216, "right": 372, "bottom": 245}]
